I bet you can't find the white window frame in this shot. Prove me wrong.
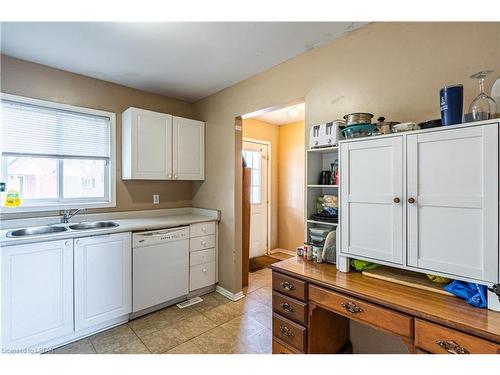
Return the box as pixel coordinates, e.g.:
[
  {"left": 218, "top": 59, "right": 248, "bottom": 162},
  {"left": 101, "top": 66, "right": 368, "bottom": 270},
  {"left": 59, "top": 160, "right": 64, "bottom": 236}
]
[{"left": 0, "top": 93, "right": 116, "bottom": 213}]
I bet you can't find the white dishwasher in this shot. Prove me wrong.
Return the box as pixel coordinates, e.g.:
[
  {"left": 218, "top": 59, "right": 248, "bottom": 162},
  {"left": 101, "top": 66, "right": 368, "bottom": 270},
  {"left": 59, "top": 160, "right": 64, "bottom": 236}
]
[{"left": 132, "top": 226, "right": 189, "bottom": 317}]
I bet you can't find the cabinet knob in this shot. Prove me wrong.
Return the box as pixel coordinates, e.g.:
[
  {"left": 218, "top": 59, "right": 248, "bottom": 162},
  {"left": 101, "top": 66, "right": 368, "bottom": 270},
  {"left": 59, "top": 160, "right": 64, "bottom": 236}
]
[
  {"left": 393, "top": 197, "right": 400, "bottom": 204},
  {"left": 201, "top": 241, "right": 206, "bottom": 246},
  {"left": 202, "top": 227, "right": 206, "bottom": 232},
  {"left": 408, "top": 197, "right": 416, "bottom": 204},
  {"left": 174, "top": 175, "right": 178, "bottom": 180},
  {"left": 76, "top": 240, "right": 81, "bottom": 245},
  {"left": 167, "top": 174, "right": 172, "bottom": 179},
  {"left": 202, "top": 268, "right": 207, "bottom": 273},
  {"left": 65, "top": 241, "right": 72, "bottom": 247}
]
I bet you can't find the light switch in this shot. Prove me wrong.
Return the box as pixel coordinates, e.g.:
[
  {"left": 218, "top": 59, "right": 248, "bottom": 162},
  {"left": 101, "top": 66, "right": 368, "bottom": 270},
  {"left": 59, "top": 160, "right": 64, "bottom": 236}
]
[{"left": 153, "top": 194, "right": 160, "bottom": 204}]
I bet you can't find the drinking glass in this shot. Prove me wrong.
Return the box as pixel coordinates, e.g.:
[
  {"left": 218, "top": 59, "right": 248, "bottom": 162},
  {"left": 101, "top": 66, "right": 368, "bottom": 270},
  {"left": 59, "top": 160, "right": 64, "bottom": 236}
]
[{"left": 468, "top": 70, "right": 497, "bottom": 121}]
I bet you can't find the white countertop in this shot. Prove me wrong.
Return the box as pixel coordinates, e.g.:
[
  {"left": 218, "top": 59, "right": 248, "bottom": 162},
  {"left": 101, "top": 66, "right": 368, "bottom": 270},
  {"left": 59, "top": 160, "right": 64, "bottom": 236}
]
[{"left": 0, "top": 207, "right": 220, "bottom": 247}]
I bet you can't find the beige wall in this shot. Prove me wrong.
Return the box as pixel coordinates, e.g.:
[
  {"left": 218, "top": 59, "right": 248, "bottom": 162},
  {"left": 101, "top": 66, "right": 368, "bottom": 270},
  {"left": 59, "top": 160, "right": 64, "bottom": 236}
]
[
  {"left": 278, "top": 121, "right": 305, "bottom": 252},
  {"left": 0, "top": 55, "right": 198, "bottom": 217},
  {"left": 192, "top": 22, "right": 500, "bottom": 293},
  {"left": 242, "top": 118, "right": 279, "bottom": 250}
]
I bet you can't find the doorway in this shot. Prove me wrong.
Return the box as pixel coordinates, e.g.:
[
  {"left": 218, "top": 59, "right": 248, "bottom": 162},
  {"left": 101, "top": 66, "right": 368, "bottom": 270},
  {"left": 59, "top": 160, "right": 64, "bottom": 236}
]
[{"left": 241, "top": 101, "right": 305, "bottom": 282}]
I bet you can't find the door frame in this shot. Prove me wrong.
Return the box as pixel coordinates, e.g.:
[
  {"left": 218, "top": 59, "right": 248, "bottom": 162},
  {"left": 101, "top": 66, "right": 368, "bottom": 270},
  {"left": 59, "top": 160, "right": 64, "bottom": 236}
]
[{"left": 242, "top": 137, "right": 272, "bottom": 255}]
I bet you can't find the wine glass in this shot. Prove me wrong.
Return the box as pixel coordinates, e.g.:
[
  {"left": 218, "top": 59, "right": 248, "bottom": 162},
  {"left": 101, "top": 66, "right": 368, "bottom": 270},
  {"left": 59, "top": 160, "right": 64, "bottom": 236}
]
[{"left": 468, "top": 70, "right": 497, "bottom": 121}]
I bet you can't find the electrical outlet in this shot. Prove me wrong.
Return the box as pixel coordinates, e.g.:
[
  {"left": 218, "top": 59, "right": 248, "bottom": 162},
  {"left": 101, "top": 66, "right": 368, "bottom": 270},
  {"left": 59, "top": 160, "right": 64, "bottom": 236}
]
[{"left": 153, "top": 194, "right": 160, "bottom": 204}]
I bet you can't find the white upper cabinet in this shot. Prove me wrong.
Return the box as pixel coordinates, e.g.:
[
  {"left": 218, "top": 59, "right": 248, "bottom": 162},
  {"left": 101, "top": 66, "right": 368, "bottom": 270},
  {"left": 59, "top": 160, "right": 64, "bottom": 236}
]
[
  {"left": 1, "top": 239, "right": 74, "bottom": 351},
  {"left": 74, "top": 232, "right": 132, "bottom": 331},
  {"left": 122, "top": 107, "right": 205, "bottom": 180},
  {"left": 173, "top": 116, "right": 205, "bottom": 180},
  {"left": 122, "top": 107, "right": 172, "bottom": 180},
  {"left": 407, "top": 125, "right": 498, "bottom": 283},
  {"left": 340, "top": 136, "right": 404, "bottom": 264}
]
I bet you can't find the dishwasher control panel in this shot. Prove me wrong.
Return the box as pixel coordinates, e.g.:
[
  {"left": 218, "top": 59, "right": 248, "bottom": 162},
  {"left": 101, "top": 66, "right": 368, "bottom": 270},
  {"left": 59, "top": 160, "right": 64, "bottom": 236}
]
[{"left": 133, "top": 227, "right": 189, "bottom": 247}]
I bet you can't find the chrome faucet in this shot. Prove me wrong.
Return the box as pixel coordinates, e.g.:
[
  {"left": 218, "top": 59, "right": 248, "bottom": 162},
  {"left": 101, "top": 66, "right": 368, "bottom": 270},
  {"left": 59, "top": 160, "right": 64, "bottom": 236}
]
[{"left": 61, "top": 208, "right": 86, "bottom": 223}]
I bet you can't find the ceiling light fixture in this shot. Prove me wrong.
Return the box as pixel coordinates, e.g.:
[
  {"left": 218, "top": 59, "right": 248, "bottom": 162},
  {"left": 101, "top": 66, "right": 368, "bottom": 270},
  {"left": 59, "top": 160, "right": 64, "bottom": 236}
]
[{"left": 288, "top": 106, "right": 300, "bottom": 117}]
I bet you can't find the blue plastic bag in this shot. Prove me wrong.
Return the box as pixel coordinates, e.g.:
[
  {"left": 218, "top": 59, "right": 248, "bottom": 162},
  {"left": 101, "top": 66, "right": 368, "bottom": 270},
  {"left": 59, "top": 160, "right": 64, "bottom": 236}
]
[{"left": 444, "top": 280, "right": 487, "bottom": 308}]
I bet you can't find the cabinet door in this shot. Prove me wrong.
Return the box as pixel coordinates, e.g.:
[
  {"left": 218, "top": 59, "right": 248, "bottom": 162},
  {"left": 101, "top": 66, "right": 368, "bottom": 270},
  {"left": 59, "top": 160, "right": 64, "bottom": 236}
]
[
  {"left": 172, "top": 116, "right": 205, "bottom": 180},
  {"left": 407, "top": 125, "right": 498, "bottom": 282},
  {"left": 340, "top": 137, "right": 404, "bottom": 264},
  {"left": 74, "top": 232, "right": 131, "bottom": 331},
  {"left": 132, "top": 108, "right": 172, "bottom": 179},
  {"left": 1, "top": 240, "right": 73, "bottom": 351}
]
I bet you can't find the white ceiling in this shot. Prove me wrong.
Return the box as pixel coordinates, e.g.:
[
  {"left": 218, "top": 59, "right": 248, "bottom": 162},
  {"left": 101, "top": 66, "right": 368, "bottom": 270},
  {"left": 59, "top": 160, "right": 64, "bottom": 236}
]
[
  {"left": 0, "top": 22, "right": 367, "bottom": 102},
  {"left": 253, "top": 103, "right": 305, "bottom": 125}
]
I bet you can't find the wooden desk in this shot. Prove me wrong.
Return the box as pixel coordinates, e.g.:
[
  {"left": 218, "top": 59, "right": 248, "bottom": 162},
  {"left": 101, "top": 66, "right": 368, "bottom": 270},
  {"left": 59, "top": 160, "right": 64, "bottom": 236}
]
[{"left": 270, "top": 257, "right": 500, "bottom": 354}]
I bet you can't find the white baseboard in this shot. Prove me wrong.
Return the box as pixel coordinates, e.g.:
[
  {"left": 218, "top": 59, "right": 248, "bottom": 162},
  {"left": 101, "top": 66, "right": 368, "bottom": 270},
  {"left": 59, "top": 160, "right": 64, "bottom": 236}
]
[
  {"left": 215, "top": 285, "right": 245, "bottom": 301},
  {"left": 269, "top": 248, "right": 295, "bottom": 256}
]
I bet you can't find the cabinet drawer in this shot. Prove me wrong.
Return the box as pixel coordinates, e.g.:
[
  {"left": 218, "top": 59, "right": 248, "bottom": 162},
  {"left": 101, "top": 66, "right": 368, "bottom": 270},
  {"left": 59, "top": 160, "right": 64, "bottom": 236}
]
[
  {"left": 190, "top": 235, "right": 216, "bottom": 252},
  {"left": 190, "top": 222, "right": 215, "bottom": 238},
  {"left": 309, "top": 285, "right": 412, "bottom": 338},
  {"left": 272, "top": 291, "right": 307, "bottom": 325},
  {"left": 272, "top": 313, "right": 306, "bottom": 352},
  {"left": 272, "top": 272, "right": 307, "bottom": 301},
  {"left": 189, "top": 261, "right": 216, "bottom": 291},
  {"left": 415, "top": 319, "right": 500, "bottom": 354},
  {"left": 190, "top": 248, "right": 216, "bottom": 266},
  {"left": 272, "top": 339, "right": 301, "bottom": 354}
]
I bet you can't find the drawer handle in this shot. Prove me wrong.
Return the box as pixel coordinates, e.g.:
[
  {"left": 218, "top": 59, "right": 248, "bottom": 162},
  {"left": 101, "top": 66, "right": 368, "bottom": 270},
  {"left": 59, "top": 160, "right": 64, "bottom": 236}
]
[
  {"left": 436, "top": 340, "right": 470, "bottom": 354},
  {"left": 279, "top": 326, "right": 294, "bottom": 337},
  {"left": 341, "top": 301, "right": 364, "bottom": 314},
  {"left": 280, "top": 303, "right": 295, "bottom": 314},
  {"left": 280, "top": 281, "right": 295, "bottom": 292}
]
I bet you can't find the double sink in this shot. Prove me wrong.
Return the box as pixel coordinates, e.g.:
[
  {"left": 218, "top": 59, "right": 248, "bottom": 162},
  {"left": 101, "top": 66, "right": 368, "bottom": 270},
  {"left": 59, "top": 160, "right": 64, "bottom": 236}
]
[{"left": 6, "top": 221, "right": 119, "bottom": 238}]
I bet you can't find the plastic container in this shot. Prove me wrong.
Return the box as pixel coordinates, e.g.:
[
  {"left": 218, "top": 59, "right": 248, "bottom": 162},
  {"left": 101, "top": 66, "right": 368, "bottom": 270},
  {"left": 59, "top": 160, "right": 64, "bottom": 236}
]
[{"left": 341, "top": 124, "right": 378, "bottom": 139}]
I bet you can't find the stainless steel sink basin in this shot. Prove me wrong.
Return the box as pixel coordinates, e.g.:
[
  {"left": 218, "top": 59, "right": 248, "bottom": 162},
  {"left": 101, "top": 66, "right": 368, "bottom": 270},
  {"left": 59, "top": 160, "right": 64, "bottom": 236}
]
[
  {"left": 7, "top": 226, "right": 68, "bottom": 238},
  {"left": 68, "top": 221, "right": 119, "bottom": 230}
]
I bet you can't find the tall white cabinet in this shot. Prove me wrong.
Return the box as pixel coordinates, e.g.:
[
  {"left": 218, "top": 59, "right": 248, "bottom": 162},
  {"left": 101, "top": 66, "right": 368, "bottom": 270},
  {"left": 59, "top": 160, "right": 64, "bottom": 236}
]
[
  {"left": 339, "top": 120, "right": 499, "bottom": 285},
  {"left": 122, "top": 107, "right": 205, "bottom": 180},
  {"left": 1, "top": 240, "right": 74, "bottom": 351}
]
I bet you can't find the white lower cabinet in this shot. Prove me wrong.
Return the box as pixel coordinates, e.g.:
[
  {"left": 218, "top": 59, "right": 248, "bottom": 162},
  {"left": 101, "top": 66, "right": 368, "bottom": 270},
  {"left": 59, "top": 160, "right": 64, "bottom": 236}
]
[
  {"left": 190, "top": 261, "right": 216, "bottom": 291},
  {"left": 1, "top": 239, "right": 74, "bottom": 351},
  {"left": 74, "top": 232, "right": 132, "bottom": 331}
]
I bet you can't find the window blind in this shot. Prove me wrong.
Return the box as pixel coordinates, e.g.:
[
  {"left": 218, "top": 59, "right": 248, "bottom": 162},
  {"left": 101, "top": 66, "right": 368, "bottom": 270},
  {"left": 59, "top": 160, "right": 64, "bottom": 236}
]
[{"left": 1, "top": 100, "right": 111, "bottom": 158}]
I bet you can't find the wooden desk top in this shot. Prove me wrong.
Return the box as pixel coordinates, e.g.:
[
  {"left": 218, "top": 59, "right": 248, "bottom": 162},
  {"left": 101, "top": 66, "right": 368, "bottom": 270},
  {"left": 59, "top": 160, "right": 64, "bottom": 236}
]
[{"left": 271, "top": 257, "right": 500, "bottom": 343}]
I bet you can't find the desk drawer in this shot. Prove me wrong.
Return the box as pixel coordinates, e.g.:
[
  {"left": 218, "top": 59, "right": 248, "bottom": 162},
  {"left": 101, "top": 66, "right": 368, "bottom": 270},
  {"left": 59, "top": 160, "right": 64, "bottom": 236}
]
[
  {"left": 272, "top": 291, "right": 307, "bottom": 325},
  {"left": 272, "top": 313, "right": 306, "bottom": 352},
  {"left": 190, "top": 235, "right": 216, "bottom": 252},
  {"left": 272, "top": 272, "right": 307, "bottom": 301},
  {"left": 415, "top": 319, "right": 500, "bottom": 354},
  {"left": 272, "top": 339, "right": 300, "bottom": 354},
  {"left": 309, "top": 285, "right": 412, "bottom": 338}
]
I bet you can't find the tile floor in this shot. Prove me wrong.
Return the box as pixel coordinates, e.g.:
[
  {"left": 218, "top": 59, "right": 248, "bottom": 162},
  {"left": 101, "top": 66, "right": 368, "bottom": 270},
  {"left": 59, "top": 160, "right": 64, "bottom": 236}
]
[{"left": 50, "top": 267, "right": 273, "bottom": 354}]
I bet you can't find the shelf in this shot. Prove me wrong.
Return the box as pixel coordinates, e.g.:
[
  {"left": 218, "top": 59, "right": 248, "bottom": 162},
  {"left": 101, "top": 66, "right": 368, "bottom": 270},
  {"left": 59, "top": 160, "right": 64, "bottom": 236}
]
[
  {"left": 307, "top": 220, "right": 338, "bottom": 226},
  {"left": 307, "top": 146, "right": 338, "bottom": 153},
  {"left": 307, "top": 184, "right": 338, "bottom": 188}
]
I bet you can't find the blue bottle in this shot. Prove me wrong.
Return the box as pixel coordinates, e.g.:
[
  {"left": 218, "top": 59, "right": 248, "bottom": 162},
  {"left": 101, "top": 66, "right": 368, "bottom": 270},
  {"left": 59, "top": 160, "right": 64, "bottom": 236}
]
[{"left": 440, "top": 84, "right": 463, "bottom": 126}]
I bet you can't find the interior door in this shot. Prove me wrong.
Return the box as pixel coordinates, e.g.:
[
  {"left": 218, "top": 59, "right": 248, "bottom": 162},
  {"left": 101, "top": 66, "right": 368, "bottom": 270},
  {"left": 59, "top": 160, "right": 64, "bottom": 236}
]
[
  {"left": 407, "top": 124, "right": 498, "bottom": 282},
  {"left": 243, "top": 140, "right": 269, "bottom": 258},
  {"left": 133, "top": 109, "right": 172, "bottom": 179},
  {"left": 172, "top": 116, "right": 205, "bottom": 180},
  {"left": 340, "top": 136, "right": 403, "bottom": 264}
]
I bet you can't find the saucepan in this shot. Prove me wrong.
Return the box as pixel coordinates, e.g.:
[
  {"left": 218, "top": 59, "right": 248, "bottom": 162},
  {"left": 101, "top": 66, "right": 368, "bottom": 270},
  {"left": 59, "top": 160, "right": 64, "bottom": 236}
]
[{"left": 343, "top": 112, "right": 373, "bottom": 126}]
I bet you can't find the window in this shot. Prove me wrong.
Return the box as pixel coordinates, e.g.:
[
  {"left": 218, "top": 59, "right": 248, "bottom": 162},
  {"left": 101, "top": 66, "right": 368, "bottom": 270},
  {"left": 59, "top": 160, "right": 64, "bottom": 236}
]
[
  {"left": 1, "top": 94, "right": 116, "bottom": 212},
  {"left": 242, "top": 149, "right": 262, "bottom": 204}
]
